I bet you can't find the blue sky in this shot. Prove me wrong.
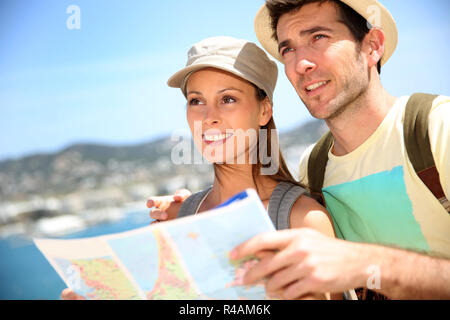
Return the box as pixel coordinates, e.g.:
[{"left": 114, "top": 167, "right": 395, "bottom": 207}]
[{"left": 1, "top": 0, "right": 449, "bottom": 161}]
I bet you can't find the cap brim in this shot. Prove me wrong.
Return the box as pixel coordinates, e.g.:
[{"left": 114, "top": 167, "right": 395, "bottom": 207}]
[
  {"left": 168, "top": 64, "right": 208, "bottom": 88},
  {"left": 254, "top": 0, "right": 398, "bottom": 66},
  {"left": 167, "top": 63, "right": 268, "bottom": 99}
]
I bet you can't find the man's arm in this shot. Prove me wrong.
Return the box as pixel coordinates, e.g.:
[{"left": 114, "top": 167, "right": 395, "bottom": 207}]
[
  {"left": 368, "top": 245, "right": 450, "bottom": 299},
  {"left": 231, "top": 228, "right": 450, "bottom": 299}
]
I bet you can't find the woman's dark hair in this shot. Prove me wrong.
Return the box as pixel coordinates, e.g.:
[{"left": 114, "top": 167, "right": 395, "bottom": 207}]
[
  {"left": 266, "top": 0, "right": 381, "bottom": 74},
  {"left": 251, "top": 86, "right": 305, "bottom": 193}
]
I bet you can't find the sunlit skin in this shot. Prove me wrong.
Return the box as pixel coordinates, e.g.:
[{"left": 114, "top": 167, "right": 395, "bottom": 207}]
[
  {"left": 277, "top": 2, "right": 396, "bottom": 156},
  {"left": 278, "top": 2, "right": 370, "bottom": 121},
  {"left": 185, "top": 68, "right": 272, "bottom": 166},
  {"left": 184, "top": 67, "right": 280, "bottom": 207}
]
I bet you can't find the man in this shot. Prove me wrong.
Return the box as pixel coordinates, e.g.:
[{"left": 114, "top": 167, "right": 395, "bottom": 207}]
[{"left": 149, "top": 0, "right": 450, "bottom": 299}]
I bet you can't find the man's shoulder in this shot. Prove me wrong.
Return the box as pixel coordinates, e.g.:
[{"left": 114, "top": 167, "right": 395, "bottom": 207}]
[
  {"left": 401, "top": 94, "right": 450, "bottom": 112},
  {"left": 396, "top": 94, "right": 449, "bottom": 125},
  {"left": 430, "top": 95, "right": 450, "bottom": 112},
  {"left": 427, "top": 95, "right": 450, "bottom": 129}
]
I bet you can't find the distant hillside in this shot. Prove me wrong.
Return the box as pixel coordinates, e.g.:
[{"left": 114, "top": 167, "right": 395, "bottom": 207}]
[
  {"left": 279, "top": 119, "right": 328, "bottom": 148},
  {"left": 0, "top": 120, "right": 326, "bottom": 202}
]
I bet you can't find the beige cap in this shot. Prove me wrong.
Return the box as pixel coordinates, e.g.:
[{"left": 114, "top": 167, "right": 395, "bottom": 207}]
[
  {"left": 254, "top": 0, "right": 398, "bottom": 66},
  {"left": 167, "top": 36, "right": 278, "bottom": 104}
]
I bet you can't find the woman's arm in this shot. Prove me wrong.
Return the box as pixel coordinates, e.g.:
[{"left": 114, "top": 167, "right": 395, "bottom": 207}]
[{"left": 289, "top": 195, "right": 335, "bottom": 238}]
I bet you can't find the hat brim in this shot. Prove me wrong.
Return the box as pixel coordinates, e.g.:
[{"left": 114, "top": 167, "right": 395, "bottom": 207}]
[
  {"left": 167, "top": 63, "right": 232, "bottom": 92},
  {"left": 167, "top": 62, "right": 274, "bottom": 103},
  {"left": 254, "top": 0, "right": 398, "bottom": 66}
]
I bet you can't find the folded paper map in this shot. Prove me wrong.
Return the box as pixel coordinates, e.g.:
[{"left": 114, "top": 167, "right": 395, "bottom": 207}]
[{"left": 34, "top": 189, "right": 276, "bottom": 300}]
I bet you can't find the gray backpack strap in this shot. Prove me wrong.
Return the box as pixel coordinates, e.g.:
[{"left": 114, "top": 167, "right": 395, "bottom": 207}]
[
  {"left": 268, "top": 181, "right": 307, "bottom": 230},
  {"left": 178, "top": 187, "right": 212, "bottom": 218}
]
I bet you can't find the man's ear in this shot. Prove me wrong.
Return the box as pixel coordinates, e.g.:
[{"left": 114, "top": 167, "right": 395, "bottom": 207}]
[
  {"left": 259, "top": 97, "right": 273, "bottom": 127},
  {"left": 363, "top": 28, "right": 385, "bottom": 69}
]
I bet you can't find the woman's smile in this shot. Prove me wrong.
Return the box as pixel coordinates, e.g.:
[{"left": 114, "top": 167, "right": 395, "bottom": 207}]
[{"left": 202, "top": 131, "right": 234, "bottom": 146}]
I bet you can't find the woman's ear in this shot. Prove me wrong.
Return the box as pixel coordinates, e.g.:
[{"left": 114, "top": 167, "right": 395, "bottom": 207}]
[{"left": 259, "top": 97, "right": 273, "bottom": 127}]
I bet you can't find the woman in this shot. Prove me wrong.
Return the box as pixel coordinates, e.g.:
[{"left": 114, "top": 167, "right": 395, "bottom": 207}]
[
  {"left": 167, "top": 36, "right": 334, "bottom": 234},
  {"left": 62, "top": 36, "right": 344, "bottom": 300},
  {"left": 162, "top": 36, "right": 341, "bottom": 300}
]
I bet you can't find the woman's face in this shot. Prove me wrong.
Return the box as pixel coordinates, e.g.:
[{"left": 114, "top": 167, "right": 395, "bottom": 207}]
[{"left": 185, "top": 68, "right": 272, "bottom": 164}]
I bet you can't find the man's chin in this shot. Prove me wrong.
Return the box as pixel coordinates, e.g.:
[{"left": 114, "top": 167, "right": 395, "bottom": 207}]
[
  {"left": 304, "top": 101, "right": 333, "bottom": 120},
  {"left": 303, "top": 94, "right": 348, "bottom": 120}
]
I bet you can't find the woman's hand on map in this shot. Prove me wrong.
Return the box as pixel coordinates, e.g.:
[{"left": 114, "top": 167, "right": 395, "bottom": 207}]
[
  {"left": 147, "top": 189, "right": 191, "bottom": 224},
  {"left": 61, "top": 288, "right": 85, "bottom": 300}
]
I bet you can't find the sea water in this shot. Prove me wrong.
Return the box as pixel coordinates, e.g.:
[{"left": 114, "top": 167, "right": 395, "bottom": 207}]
[{"left": 0, "top": 210, "right": 151, "bottom": 300}]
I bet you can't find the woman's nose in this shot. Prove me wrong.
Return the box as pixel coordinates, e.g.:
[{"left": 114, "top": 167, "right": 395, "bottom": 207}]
[{"left": 203, "top": 106, "right": 221, "bottom": 126}]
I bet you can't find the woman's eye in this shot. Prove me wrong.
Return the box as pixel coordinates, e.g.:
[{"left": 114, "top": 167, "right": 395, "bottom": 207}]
[
  {"left": 222, "top": 96, "right": 236, "bottom": 104},
  {"left": 188, "top": 98, "right": 202, "bottom": 106}
]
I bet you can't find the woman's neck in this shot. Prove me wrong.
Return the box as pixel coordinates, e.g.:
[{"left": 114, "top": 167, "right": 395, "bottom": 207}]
[{"left": 204, "top": 164, "right": 277, "bottom": 210}]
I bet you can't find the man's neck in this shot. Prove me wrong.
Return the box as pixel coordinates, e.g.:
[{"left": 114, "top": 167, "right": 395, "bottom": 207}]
[{"left": 326, "top": 75, "right": 397, "bottom": 156}]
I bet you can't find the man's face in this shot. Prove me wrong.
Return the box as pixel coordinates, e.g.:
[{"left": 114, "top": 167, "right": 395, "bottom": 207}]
[{"left": 277, "top": 2, "right": 369, "bottom": 120}]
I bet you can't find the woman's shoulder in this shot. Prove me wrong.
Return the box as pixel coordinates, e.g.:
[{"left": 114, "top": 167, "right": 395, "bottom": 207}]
[
  {"left": 267, "top": 181, "right": 306, "bottom": 230},
  {"left": 289, "top": 193, "right": 336, "bottom": 238}
]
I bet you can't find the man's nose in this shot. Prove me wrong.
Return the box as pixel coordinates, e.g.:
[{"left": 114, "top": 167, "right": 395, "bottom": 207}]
[{"left": 295, "top": 51, "right": 317, "bottom": 75}]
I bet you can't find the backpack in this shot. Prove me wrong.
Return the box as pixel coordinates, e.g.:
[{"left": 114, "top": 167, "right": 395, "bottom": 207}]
[
  {"left": 307, "top": 93, "right": 449, "bottom": 213},
  {"left": 178, "top": 181, "right": 307, "bottom": 230}
]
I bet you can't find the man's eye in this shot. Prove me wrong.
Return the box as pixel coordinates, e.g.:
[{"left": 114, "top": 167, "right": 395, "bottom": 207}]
[
  {"left": 281, "top": 47, "right": 294, "bottom": 56},
  {"left": 314, "top": 34, "right": 327, "bottom": 41}
]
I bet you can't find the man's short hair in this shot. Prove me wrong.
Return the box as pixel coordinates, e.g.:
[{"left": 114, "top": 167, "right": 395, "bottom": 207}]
[{"left": 266, "top": 0, "right": 382, "bottom": 74}]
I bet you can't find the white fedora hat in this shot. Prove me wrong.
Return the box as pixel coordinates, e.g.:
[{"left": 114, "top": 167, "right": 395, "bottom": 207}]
[{"left": 254, "top": 0, "right": 398, "bottom": 66}]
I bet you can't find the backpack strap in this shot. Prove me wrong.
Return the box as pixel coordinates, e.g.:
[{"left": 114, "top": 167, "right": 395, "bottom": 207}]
[
  {"left": 404, "top": 93, "right": 449, "bottom": 212},
  {"left": 178, "top": 187, "right": 212, "bottom": 218},
  {"left": 267, "top": 181, "right": 307, "bottom": 230},
  {"left": 403, "top": 93, "right": 438, "bottom": 172},
  {"left": 307, "top": 131, "right": 334, "bottom": 205}
]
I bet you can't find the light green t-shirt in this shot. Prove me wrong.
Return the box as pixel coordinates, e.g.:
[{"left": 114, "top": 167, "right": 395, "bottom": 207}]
[{"left": 299, "top": 96, "right": 450, "bottom": 258}]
